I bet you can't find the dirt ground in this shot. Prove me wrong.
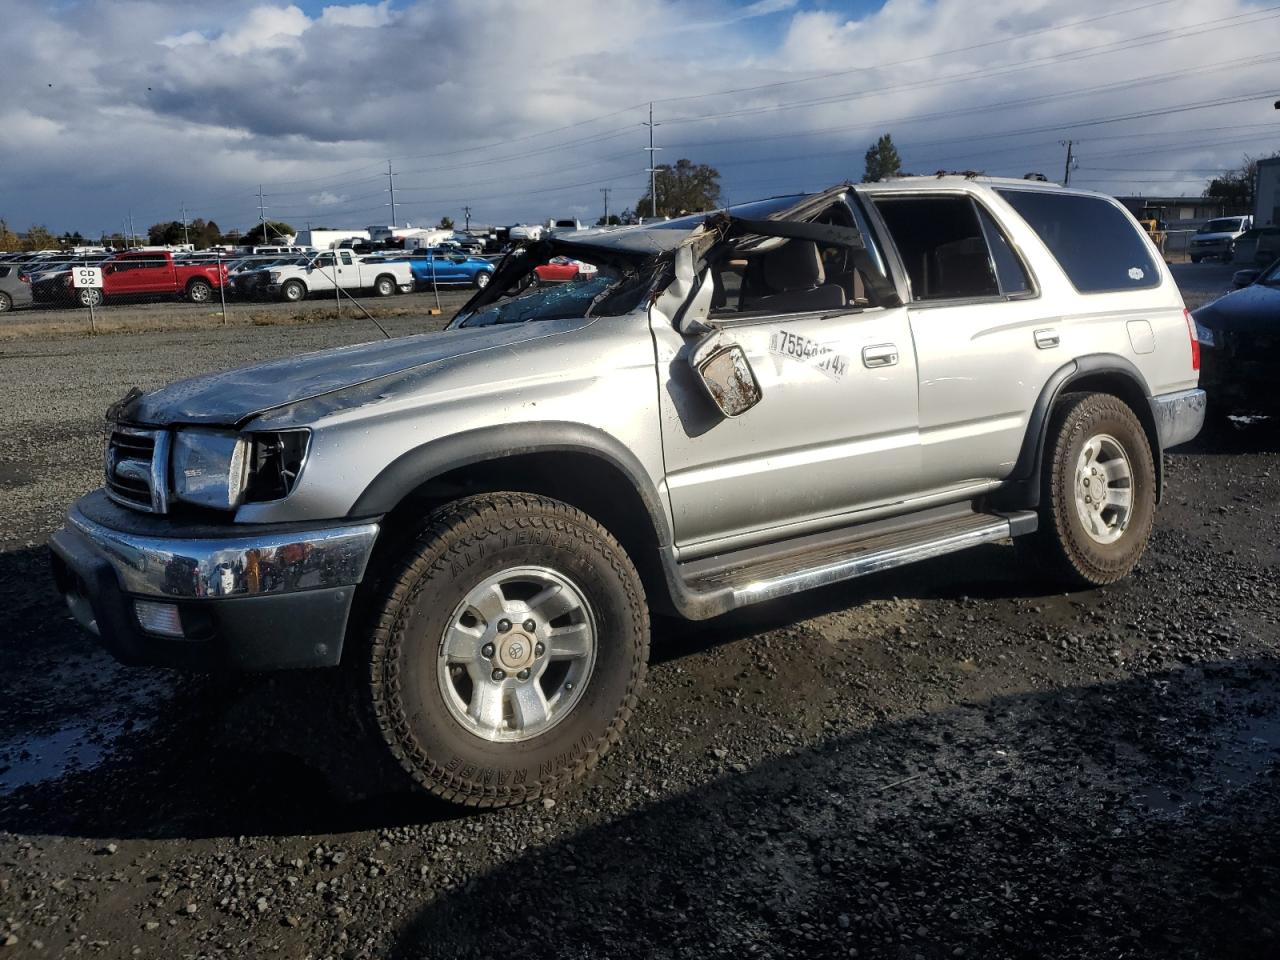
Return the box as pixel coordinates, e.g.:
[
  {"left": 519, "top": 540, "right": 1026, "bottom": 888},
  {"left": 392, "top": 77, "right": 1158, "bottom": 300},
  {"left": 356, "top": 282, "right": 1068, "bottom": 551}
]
[{"left": 1, "top": 261, "right": 1276, "bottom": 959}]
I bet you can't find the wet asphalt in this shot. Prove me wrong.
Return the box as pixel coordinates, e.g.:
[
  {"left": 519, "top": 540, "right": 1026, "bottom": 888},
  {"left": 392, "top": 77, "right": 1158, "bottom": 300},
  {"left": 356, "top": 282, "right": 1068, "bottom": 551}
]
[{"left": 1, "top": 260, "right": 1276, "bottom": 959}]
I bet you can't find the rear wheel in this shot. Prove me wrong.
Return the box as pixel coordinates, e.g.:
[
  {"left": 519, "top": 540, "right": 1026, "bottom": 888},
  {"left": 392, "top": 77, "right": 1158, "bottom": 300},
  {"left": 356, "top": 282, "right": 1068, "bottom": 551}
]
[
  {"left": 473, "top": 270, "right": 491, "bottom": 289},
  {"left": 186, "top": 279, "right": 212, "bottom": 303},
  {"left": 0, "top": 292, "right": 10, "bottom": 313},
  {"left": 1022, "top": 392, "right": 1156, "bottom": 587},
  {"left": 375, "top": 275, "right": 395, "bottom": 297},
  {"left": 281, "top": 279, "right": 306, "bottom": 303},
  {"left": 366, "top": 493, "right": 648, "bottom": 807},
  {"left": 1190, "top": 255, "right": 1202, "bottom": 264}
]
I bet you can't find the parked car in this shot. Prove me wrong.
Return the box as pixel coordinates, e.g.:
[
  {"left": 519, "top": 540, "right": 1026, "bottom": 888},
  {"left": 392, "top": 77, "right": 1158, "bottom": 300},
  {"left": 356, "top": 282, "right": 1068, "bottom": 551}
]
[
  {"left": 264, "top": 249, "right": 415, "bottom": 301},
  {"left": 1230, "top": 226, "right": 1280, "bottom": 267},
  {"left": 449, "top": 234, "right": 486, "bottom": 256},
  {"left": 67, "top": 250, "right": 229, "bottom": 307},
  {"left": 1189, "top": 215, "right": 1252, "bottom": 262},
  {"left": 1193, "top": 257, "right": 1280, "bottom": 420},
  {"left": 50, "top": 178, "right": 1202, "bottom": 809},
  {"left": 401, "top": 249, "right": 495, "bottom": 289},
  {"left": 531, "top": 256, "right": 598, "bottom": 285},
  {"left": 0, "top": 263, "right": 33, "bottom": 312}
]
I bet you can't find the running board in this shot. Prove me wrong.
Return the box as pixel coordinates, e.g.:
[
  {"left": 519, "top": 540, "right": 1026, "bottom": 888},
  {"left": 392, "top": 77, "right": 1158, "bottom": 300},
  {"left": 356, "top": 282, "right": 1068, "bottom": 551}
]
[{"left": 672, "top": 508, "right": 1037, "bottom": 618}]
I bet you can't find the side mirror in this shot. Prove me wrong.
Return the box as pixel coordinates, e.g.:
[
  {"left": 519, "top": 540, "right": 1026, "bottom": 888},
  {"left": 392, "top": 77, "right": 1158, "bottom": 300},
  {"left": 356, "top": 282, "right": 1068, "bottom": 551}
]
[
  {"left": 690, "top": 335, "right": 762, "bottom": 418},
  {"left": 1233, "top": 269, "right": 1260, "bottom": 288}
]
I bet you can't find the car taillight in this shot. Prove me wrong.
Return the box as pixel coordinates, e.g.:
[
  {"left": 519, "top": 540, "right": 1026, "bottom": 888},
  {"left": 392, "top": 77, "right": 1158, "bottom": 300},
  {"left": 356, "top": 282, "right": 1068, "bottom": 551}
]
[
  {"left": 1184, "top": 308, "right": 1199, "bottom": 371},
  {"left": 18, "top": 273, "right": 30, "bottom": 283}
]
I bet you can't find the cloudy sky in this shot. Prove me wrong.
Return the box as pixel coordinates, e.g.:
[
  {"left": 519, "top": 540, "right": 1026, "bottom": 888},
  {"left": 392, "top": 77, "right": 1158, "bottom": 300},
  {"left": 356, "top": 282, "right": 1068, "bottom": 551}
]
[{"left": 0, "top": 0, "right": 1276, "bottom": 236}]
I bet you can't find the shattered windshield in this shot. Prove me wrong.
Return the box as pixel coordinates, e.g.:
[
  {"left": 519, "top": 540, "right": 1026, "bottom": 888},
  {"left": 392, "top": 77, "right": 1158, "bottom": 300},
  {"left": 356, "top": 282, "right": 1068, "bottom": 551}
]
[{"left": 451, "top": 245, "right": 653, "bottom": 328}]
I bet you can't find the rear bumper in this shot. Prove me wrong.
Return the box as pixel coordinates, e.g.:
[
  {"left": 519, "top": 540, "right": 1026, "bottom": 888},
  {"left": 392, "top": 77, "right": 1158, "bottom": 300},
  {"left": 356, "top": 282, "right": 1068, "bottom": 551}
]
[
  {"left": 48, "top": 500, "right": 379, "bottom": 671},
  {"left": 1149, "top": 388, "right": 1206, "bottom": 450}
]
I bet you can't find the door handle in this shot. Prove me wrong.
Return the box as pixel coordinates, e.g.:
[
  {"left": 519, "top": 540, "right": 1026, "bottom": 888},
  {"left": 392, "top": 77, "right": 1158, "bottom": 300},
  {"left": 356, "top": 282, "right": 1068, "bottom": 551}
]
[
  {"left": 862, "top": 343, "right": 899, "bottom": 368},
  {"left": 1034, "top": 328, "right": 1059, "bottom": 349}
]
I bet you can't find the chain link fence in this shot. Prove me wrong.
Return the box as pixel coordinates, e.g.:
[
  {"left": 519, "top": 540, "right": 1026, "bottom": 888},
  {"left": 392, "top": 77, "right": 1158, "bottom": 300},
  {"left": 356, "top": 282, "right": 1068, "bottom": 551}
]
[{"left": 0, "top": 242, "right": 498, "bottom": 337}]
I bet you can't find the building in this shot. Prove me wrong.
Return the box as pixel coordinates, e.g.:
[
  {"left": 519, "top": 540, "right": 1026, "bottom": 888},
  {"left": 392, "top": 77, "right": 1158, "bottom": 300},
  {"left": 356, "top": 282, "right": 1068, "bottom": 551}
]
[
  {"left": 1115, "top": 195, "right": 1251, "bottom": 224},
  {"left": 1254, "top": 157, "right": 1280, "bottom": 227}
]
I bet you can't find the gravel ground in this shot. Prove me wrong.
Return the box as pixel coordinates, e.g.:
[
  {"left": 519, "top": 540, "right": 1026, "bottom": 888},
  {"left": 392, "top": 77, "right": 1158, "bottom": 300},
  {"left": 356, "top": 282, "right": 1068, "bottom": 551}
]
[{"left": 1, "top": 266, "right": 1277, "bottom": 959}]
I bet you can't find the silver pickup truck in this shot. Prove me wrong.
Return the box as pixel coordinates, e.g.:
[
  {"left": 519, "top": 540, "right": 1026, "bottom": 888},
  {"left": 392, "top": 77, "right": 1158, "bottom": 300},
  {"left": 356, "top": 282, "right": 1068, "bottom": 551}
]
[{"left": 50, "top": 178, "right": 1204, "bottom": 807}]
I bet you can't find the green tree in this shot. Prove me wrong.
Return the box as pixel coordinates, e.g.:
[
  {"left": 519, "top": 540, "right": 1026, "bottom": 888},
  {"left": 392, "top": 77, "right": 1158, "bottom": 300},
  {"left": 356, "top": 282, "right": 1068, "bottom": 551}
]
[
  {"left": 1203, "top": 152, "right": 1278, "bottom": 209},
  {"left": 635, "top": 159, "right": 722, "bottom": 219},
  {"left": 240, "top": 221, "right": 295, "bottom": 246},
  {"left": 0, "top": 219, "right": 19, "bottom": 252},
  {"left": 862, "top": 133, "right": 902, "bottom": 183},
  {"left": 595, "top": 214, "right": 623, "bottom": 226},
  {"left": 438, "top": 215, "right": 455, "bottom": 230}
]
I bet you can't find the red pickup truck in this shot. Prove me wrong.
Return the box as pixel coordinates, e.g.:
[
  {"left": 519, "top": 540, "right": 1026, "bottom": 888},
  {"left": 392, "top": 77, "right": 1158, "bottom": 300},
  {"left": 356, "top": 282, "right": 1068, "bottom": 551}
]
[{"left": 69, "top": 251, "right": 228, "bottom": 307}]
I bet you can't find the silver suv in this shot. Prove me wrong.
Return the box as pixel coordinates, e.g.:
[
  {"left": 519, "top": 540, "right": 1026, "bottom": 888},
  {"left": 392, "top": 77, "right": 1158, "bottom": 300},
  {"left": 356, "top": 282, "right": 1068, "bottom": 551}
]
[
  {"left": 50, "top": 178, "right": 1204, "bottom": 807},
  {"left": 1189, "top": 215, "right": 1252, "bottom": 262}
]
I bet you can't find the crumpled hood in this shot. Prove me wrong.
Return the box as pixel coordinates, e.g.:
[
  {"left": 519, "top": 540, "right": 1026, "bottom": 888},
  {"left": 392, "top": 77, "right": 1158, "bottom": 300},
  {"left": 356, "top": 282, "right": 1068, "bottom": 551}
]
[
  {"left": 1192, "top": 284, "right": 1280, "bottom": 336},
  {"left": 121, "top": 318, "right": 591, "bottom": 427}
]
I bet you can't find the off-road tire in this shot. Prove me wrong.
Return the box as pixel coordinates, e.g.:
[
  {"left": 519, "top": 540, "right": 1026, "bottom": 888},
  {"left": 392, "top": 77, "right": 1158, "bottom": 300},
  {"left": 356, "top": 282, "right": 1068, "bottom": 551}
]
[
  {"left": 0, "top": 292, "right": 10, "bottom": 313},
  {"left": 281, "top": 279, "right": 306, "bottom": 303},
  {"left": 186, "top": 279, "right": 213, "bottom": 303},
  {"left": 375, "top": 275, "right": 395, "bottom": 297},
  {"left": 1023, "top": 391, "right": 1156, "bottom": 588},
  {"left": 366, "top": 493, "right": 649, "bottom": 807}
]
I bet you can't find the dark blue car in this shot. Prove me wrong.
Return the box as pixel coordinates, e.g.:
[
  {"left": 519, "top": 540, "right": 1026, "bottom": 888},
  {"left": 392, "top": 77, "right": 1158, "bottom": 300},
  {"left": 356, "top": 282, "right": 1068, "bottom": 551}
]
[
  {"left": 1192, "top": 257, "right": 1280, "bottom": 419},
  {"left": 400, "top": 250, "right": 494, "bottom": 289}
]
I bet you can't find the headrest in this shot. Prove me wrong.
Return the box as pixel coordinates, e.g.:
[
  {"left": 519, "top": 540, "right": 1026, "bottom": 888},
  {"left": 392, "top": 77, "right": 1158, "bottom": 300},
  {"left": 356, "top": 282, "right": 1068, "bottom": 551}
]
[{"left": 761, "top": 240, "right": 824, "bottom": 292}]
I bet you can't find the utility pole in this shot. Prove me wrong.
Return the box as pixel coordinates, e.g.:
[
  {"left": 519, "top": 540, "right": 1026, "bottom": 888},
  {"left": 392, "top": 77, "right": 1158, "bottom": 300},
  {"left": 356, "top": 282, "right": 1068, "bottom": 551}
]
[
  {"left": 643, "top": 102, "right": 661, "bottom": 219},
  {"left": 257, "top": 185, "right": 269, "bottom": 244},
  {"left": 386, "top": 160, "right": 398, "bottom": 228},
  {"left": 127, "top": 210, "right": 135, "bottom": 249},
  {"left": 463, "top": 205, "right": 472, "bottom": 231},
  {"left": 599, "top": 187, "right": 611, "bottom": 225},
  {"left": 179, "top": 201, "right": 190, "bottom": 247},
  {"left": 1060, "top": 140, "right": 1076, "bottom": 187}
]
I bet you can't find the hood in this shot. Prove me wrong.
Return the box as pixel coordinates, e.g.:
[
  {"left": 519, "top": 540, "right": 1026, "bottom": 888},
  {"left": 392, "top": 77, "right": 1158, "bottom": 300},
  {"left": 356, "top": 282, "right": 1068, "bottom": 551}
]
[
  {"left": 1194, "top": 232, "right": 1238, "bottom": 242},
  {"left": 1192, "top": 283, "right": 1280, "bottom": 335},
  {"left": 120, "top": 317, "right": 592, "bottom": 427}
]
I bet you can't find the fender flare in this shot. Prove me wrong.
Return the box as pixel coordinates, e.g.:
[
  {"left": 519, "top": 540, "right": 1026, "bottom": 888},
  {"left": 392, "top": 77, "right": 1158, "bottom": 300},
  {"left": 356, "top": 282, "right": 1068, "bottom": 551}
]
[
  {"left": 346, "top": 421, "right": 673, "bottom": 548},
  {"left": 999, "top": 353, "right": 1162, "bottom": 508}
]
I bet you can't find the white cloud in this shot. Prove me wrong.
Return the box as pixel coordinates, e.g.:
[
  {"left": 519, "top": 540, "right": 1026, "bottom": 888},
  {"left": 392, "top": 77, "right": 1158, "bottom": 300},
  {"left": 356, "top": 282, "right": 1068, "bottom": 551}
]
[{"left": 0, "top": 0, "right": 1274, "bottom": 235}]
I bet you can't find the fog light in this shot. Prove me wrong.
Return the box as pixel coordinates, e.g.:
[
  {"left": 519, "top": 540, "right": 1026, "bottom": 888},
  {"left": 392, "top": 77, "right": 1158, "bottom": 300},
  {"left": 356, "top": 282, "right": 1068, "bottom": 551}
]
[{"left": 135, "top": 600, "right": 184, "bottom": 638}]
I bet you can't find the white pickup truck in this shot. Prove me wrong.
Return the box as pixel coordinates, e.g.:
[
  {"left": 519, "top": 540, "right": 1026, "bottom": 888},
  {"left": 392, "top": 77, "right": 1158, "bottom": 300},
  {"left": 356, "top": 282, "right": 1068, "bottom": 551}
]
[{"left": 265, "top": 251, "right": 414, "bottom": 302}]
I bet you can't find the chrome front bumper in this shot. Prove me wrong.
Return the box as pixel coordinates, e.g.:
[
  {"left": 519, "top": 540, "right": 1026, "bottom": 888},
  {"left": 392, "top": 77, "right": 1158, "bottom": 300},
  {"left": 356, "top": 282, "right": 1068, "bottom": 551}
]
[
  {"left": 49, "top": 499, "right": 380, "bottom": 670},
  {"left": 1149, "top": 388, "right": 1206, "bottom": 451}
]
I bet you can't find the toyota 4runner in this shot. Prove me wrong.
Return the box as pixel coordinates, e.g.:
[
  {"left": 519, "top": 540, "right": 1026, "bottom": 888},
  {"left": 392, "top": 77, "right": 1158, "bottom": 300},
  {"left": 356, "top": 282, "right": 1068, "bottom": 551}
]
[{"left": 50, "top": 178, "right": 1205, "bottom": 807}]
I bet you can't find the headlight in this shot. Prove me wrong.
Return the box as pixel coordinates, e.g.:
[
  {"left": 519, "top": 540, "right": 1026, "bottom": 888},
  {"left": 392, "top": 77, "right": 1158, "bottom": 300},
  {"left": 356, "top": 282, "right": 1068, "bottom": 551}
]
[
  {"left": 171, "top": 429, "right": 309, "bottom": 510},
  {"left": 269, "top": 271, "right": 282, "bottom": 282}
]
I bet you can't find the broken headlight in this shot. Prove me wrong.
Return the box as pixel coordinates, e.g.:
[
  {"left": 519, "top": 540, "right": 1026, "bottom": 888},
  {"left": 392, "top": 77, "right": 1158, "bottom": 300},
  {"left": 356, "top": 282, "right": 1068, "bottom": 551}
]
[{"left": 170, "top": 428, "right": 309, "bottom": 510}]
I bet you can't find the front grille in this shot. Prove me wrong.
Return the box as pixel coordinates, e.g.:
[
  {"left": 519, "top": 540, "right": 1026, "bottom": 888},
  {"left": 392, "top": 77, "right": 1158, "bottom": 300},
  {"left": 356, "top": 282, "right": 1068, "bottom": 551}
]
[{"left": 105, "top": 426, "right": 169, "bottom": 513}]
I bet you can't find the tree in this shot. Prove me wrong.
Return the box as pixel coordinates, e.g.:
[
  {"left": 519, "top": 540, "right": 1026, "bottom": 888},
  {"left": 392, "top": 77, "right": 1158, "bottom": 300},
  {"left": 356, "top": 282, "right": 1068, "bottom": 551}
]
[
  {"left": 595, "top": 214, "right": 623, "bottom": 226},
  {"left": 438, "top": 216, "right": 455, "bottom": 230},
  {"left": 23, "top": 225, "right": 56, "bottom": 251},
  {"left": 635, "top": 159, "right": 722, "bottom": 219},
  {"left": 0, "top": 219, "right": 19, "bottom": 252},
  {"left": 239, "top": 221, "right": 295, "bottom": 246},
  {"left": 862, "top": 133, "right": 902, "bottom": 183},
  {"left": 1203, "top": 152, "right": 1278, "bottom": 209}
]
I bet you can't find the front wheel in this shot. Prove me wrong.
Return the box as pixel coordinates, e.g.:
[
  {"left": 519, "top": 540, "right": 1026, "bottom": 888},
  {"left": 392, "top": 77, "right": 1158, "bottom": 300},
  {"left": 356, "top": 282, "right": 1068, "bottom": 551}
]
[
  {"left": 77, "top": 288, "right": 103, "bottom": 308},
  {"left": 1190, "top": 255, "right": 1202, "bottom": 264},
  {"left": 280, "top": 279, "right": 306, "bottom": 303},
  {"left": 1022, "top": 392, "right": 1156, "bottom": 587},
  {"left": 366, "top": 493, "right": 649, "bottom": 807}
]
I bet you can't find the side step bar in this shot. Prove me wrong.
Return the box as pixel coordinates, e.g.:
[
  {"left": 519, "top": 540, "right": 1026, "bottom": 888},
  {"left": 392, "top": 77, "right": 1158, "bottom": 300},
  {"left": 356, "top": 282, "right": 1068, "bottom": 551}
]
[{"left": 669, "top": 507, "right": 1037, "bottom": 619}]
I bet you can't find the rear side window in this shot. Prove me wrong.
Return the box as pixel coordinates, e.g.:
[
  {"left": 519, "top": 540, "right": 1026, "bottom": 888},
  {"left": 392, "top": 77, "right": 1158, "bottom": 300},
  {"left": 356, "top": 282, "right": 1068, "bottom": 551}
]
[{"left": 997, "top": 190, "right": 1158, "bottom": 293}]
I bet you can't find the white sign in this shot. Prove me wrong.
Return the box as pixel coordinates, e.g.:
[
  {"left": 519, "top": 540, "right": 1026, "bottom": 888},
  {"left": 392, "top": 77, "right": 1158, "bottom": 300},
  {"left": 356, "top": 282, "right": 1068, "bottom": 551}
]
[{"left": 72, "top": 266, "right": 103, "bottom": 288}]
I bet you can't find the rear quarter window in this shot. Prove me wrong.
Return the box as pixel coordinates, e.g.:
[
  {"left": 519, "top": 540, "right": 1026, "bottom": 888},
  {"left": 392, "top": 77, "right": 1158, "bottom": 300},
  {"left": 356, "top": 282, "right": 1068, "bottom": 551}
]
[{"left": 996, "top": 190, "right": 1159, "bottom": 294}]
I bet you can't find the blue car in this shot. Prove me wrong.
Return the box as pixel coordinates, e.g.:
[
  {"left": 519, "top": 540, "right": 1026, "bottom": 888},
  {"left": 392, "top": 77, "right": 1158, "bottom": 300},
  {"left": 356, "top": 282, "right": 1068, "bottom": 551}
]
[{"left": 401, "top": 250, "right": 494, "bottom": 289}]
